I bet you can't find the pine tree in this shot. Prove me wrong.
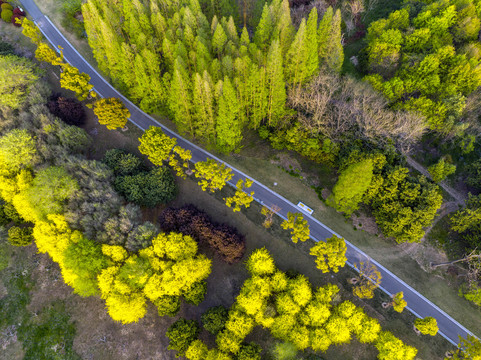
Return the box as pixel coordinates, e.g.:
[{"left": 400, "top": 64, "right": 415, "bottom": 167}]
[
  {"left": 318, "top": 7, "right": 333, "bottom": 63},
  {"left": 285, "top": 19, "right": 308, "bottom": 86},
  {"left": 192, "top": 71, "right": 216, "bottom": 145},
  {"left": 266, "top": 40, "right": 286, "bottom": 127},
  {"left": 216, "top": 77, "right": 243, "bottom": 153},
  {"left": 212, "top": 22, "right": 227, "bottom": 56},
  {"left": 326, "top": 9, "right": 344, "bottom": 73},
  {"left": 169, "top": 58, "right": 194, "bottom": 135},
  {"left": 306, "top": 7, "right": 319, "bottom": 78},
  {"left": 254, "top": 4, "right": 273, "bottom": 50},
  {"left": 276, "top": 0, "right": 295, "bottom": 56}
]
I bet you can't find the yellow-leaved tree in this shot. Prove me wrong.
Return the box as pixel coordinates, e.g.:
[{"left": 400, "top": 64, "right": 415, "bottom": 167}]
[
  {"left": 93, "top": 97, "right": 131, "bottom": 130},
  {"left": 194, "top": 158, "right": 233, "bottom": 192},
  {"left": 309, "top": 235, "right": 347, "bottom": 273},
  {"left": 281, "top": 212, "right": 310, "bottom": 243},
  {"left": 224, "top": 178, "right": 254, "bottom": 212}
]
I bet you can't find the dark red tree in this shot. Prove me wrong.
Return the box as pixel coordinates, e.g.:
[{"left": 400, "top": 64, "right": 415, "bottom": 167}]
[{"left": 47, "top": 94, "right": 86, "bottom": 126}]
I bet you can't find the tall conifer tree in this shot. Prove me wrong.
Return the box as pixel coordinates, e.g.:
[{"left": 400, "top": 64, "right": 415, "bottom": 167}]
[
  {"left": 285, "top": 19, "right": 308, "bottom": 86},
  {"left": 169, "top": 58, "right": 194, "bottom": 135},
  {"left": 318, "top": 7, "right": 333, "bottom": 63},
  {"left": 266, "top": 40, "right": 286, "bottom": 126},
  {"left": 254, "top": 4, "right": 273, "bottom": 50},
  {"left": 306, "top": 7, "right": 319, "bottom": 79},
  {"left": 326, "top": 9, "right": 344, "bottom": 73},
  {"left": 216, "top": 77, "right": 242, "bottom": 153},
  {"left": 193, "top": 71, "right": 216, "bottom": 144}
]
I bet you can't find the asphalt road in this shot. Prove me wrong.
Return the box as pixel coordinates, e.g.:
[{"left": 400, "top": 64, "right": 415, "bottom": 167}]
[{"left": 21, "top": 0, "right": 475, "bottom": 347}]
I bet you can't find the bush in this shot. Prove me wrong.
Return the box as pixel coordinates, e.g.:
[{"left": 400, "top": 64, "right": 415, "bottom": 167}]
[
  {"left": 3, "top": 202, "right": 22, "bottom": 223},
  {"left": 237, "top": 342, "right": 262, "bottom": 360},
  {"left": 114, "top": 167, "right": 177, "bottom": 208},
  {"left": 103, "top": 149, "right": 144, "bottom": 176},
  {"left": 12, "top": 14, "right": 22, "bottom": 27},
  {"left": 184, "top": 281, "right": 207, "bottom": 305},
  {"left": 13, "top": 7, "right": 25, "bottom": 16},
  {"left": 159, "top": 205, "right": 246, "bottom": 263},
  {"left": 7, "top": 226, "right": 33, "bottom": 246},
  {"left": 0, "top": 41, "right": 14, "bottom": 55},
  {"left": 154, "top": 296, "right": 180, "bottom": 317},
  {"left": 201, "top": 306, "right": 229, "bottom": 335},
  {"left": 47, "top": 94, "right": 86, "bottom": 126},
  {"left": 1, "top": 3, "right": 12, "bottom": 10},
  {"left": 166, "top": 319, "right": 200, "bottom": 357},
  {"left": 1, "top": 9, "right": 12, "bottom": 22}
]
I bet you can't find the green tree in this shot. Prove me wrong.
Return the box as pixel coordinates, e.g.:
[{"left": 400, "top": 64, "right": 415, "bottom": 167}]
[
  {"left": 167, "top": 319, "right": 201, "bottom": 357},
  {"left": 212, "top": 23, "right": 228, "bottom": 56},
  {"left": 0, "top": 55, "right": 39, "bottom": 110},
  {"left": 0, "top": 129, "right": 36, "bottom": 171},
  {"left": 414, "top": 317, "right": 438, "bottom": 336},
  {"left": 281, "top": 212, "right": 310, "bottom": 243},
  {"left": 450, "top": 194, "right": 481, "bottom": 234},
  {"left": 326, "top": 9, "right": 344, "bottom": 73},
  {"left": 273, "top": 342, "right": 297, "bottom": 360},
  {"left": 428, "top": 158, "right": 456, "bottom": 183},
  {"left": 327, "top": 159, "right": 374, "bottom": 215},
  {"left": 318, "top": 7, "right": 333, "bottom": 62},
  {"left": 93, "top": 97, "right": 130, "bottom": 130},
  {"left": 309, "top": 235, "right": 347, "bottom": 273},
  {"left": 305, "top": 7, "right": 319, "bottom": 77},
  {"left": 26, "top": 166, "right": 79, "bottom": 219},
  {"left": 194, "top": 159, "right": 233, "bottom": 192},
  {"left": 202, "top": 306, "right": 229, "bottom": 335},
  {"left": 216, "top": 77, "right": 242, "bottom": 153},
  {"left": 285, "top": 19, "right": 308, "bottom": 86},
  {"left": 114, "top": 168, "right": 177, "bottom": 207},
  {"left": 265, "top": 40, "right": 286, "bottom": 127}
]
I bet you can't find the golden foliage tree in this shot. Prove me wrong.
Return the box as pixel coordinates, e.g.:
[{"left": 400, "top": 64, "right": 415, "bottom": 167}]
[
  {"left": 93, "top": 97, "right": 130, "bottom": 130},
  {"left": 352, "top": 261, "right": 382, "bottom": 299},
  {"left": 309, "top": 235, "right": 347, "bottom": 273},
  {"left": 194, "top": 158, "right": 233, "bottom": 192},
  {"left": 281, "top": 212, "right": 310, "bottom": 243},
  {"left": 224, "top": 178, "right": 254, "bottom": 212}
]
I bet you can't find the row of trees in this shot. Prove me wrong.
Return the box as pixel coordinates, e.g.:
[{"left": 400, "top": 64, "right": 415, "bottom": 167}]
[
  {"left": 82, "top": 0, "right": 344, "bottom": 152},
  {"left": 166, "top": 248, "right": 419, "bottom": 359}
]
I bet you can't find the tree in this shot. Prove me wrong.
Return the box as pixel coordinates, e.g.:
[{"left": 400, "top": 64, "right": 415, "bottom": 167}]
[
  {"left": 352, "top": 261, "right": 382, "bottom": 299},
  {"left": 59, "top": 64, "right": 94, "bottom": 101},
  {"left": 35, "top": 43, "right": 62, "bottom": 65},
  {"left": 325, "top": 9, "right": 344, "bottom": 73},
  {"left": 114, "top": 167, "right": 177, "bottom": 207},
  {"left": 169, "top": 146, "right": 192, "bottom": 179},
  {"left": 202, "top": 306, "right": 229, "bottom": 335},
  {"left": 318, "top": 7, "right": 333, "bottom": 62},
  {"left": 194, "top": 159, "right": 233, "bottom": 192},
  {"left": 272, "top": 342, "right": 297, "bottom": 360},
  {"left": 281, "top": 212, "right": 310, "bottom": 243},
  {"left": 216, "top": 77, "right": 242, "bottom": 153},
  {"left": 224, "top": 178, "right": 254, "bottom": 212},
  {"left": 138, "top": 126, "right": 177, "bottom": 166},
  {"left": 414, "top": 317, "right": 438, "bottom": 336},
  {"left": 375, "top": 331, "right": 418, "bottom": 360},
  {"left": 450, "top": 335, "right": 481, "bottom": 360},
  {"left": 26, "top": 166, "right": 79, "bottom": 220},
  {"left": 309, "top": 235, "right": 347, "bottom": 273},
  {"left": 265, "top": 40, "right": 287, "bottom": 126},
  {"left": 327, "top": 159, "right": 373, "bottom": 215},
  {"left": 103, "top": 149, "right": 143, "bottom": 176},
  {"left": 450, "top": 194, "right": 481, "bottom": 234},
  {"left": 7, "top": 226, "right": 33, "bottom": 246},
  {"left": 0, "top": 129, "right": 36, "bottom": 171},
  {"left": 237, "top": 343, "right": 261, "bottom": 360},
  {"left": 21, "top": 17, "right": 42, "bottom": 44},
  {"left": 428, "top": 158, "right": 456, "bottom": 183},
  {"left": 261, "top": 205, "right": 280, "bottom": 229},
  {"left": 47, "top": 95, "right": 86, "bottom": 126},
  {"left": 93, "top": 97, "right": 130, "bottom": 130},
  {"left": 246, "top": 248, "right": 275, "bottom": 276},
  {"left": 0, "top": 55, "right": 39, "bottom": 110},
  {"left": 166, "top": 319, "right": 201, "bottom": 357},
  {"left": 392, "top": 292, "right": 407, "bottom": 313}
]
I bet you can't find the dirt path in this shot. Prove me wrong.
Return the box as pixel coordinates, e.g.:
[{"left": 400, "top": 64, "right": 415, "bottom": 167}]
[{"left": 406, "top": 155, "right": 465, "bottom": 206}]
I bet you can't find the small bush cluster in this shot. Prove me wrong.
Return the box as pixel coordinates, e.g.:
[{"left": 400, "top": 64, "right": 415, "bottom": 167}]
[{"left": 159, "top": 204, "right": 245, "bottom": 264}]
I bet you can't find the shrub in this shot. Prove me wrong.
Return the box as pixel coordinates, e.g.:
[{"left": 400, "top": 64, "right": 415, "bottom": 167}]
[
  {"left": 159, "top": 205, "right": 246, "bottom": 263},
  {"left": 12, "top": 14, "right": 22, "bottom": 27},
  {"left": 166, "top": 319, "right": 200, "bottom": 357},
  {"left": 184, "top": 281, "right": 207, "bottom": 305},
  {"left": 1, "top": 3, "right": 12, "bottom": 10},
  {"left": 7, "top": 226, "right": 33, "bottom": 246},
  {"left": 13, "top": 7, "right": 25, "bottom": 16},
  {"left": 114, "top": 167, "right": 177, "bottom": 208},
  {"left": 47, "top": 95, "right": 86, "bottom": 126},
  {"left": 154, "top": 296, "right": 180, "bottom": 317},
  {"left": 1, "top": 9, "right": 12, "bottom": 22},
  {"left": 4, "top": 202, "right": 22, "bottom": 223},
  {"left": 0, "top": 41, "right": 14, "bottom": 55},
  {"left": 202, "top": 306, "right": 229, "bottom": 335}
]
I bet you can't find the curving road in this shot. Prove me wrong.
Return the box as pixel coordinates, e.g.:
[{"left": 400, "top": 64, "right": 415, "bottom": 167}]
[{"left": 21, "top": 0, "right": 475, "bottom": 347}]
